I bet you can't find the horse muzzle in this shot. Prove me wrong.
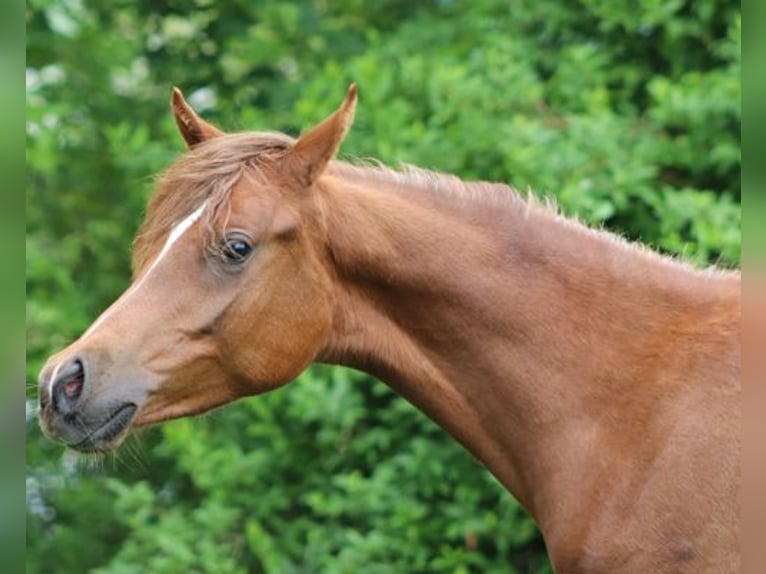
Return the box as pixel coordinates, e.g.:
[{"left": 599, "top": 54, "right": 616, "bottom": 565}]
[{"left": 37, "top": 355, "right": 140, "bottom": 452}]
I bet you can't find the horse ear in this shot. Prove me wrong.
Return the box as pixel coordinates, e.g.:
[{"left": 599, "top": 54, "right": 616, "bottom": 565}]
[
  {"left": 171, "top": 87, "right": 224, "bottom": 148},
  {"left": 288, "top": 83, "right": 357, "bottom": 184}
]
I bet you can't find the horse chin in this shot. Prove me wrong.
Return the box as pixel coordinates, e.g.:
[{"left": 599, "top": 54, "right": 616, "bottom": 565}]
[
  {"left": 131, "top": 382, "right": 247, "bottom": 428},
  {"left": 132, "top": 400, "right": 225, "bottom": 428}
]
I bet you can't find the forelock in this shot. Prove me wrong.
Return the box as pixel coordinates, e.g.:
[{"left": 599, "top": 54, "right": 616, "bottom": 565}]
[{"left": 132, "top": 132, "right": 294, "bottom": 274}]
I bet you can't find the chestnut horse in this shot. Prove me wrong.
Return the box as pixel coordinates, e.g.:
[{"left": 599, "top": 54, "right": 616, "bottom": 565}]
[{"left": 38, "top": 85, "right": 740, "bottom": 573}]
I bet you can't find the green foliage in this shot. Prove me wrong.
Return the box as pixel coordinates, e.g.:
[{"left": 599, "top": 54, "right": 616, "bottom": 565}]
[{"left": 27, "top": 0, "right": 739, "bottom": 572}]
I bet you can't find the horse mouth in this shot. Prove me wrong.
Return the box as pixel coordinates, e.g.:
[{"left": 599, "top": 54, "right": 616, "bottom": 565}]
[{"left": 71, "top": 403, "right": 137, "bottom": 452}]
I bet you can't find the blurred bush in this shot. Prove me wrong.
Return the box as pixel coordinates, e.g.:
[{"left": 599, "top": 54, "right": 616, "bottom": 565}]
[{"left": 26, "top": 1, "right": 739, "bottom": 572}]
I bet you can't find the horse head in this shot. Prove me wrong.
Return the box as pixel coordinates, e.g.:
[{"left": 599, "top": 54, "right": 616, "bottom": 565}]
[{"left": 37, "top": 85, "right": 357, "bottom": 452}]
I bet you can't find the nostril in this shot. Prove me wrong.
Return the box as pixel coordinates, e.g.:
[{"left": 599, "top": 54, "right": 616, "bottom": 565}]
[
  {"left": 63, "top": 372, "right": 84, "bottom": 399},
  {"left": 51, "top": 359, "right": 85, "bottom": 414}
]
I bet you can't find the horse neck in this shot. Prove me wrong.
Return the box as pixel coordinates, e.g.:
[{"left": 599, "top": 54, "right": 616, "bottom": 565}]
[{"left": 314, "top": 166, "right": 739, "bottom": 526}]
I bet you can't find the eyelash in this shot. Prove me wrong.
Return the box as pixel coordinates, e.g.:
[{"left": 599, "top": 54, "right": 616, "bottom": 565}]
[{"left": 211, "top": 232, "right": 254, "bottom": 266}]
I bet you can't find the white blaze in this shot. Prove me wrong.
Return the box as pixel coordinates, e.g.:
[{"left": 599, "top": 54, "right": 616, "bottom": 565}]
[
  {"left": 82, "top": 199, "right": 209, "bottom": 340},
  {"left": 49, "top": 201, "right": 209, "bottom": 397},
  {"left": 47, "top": 362, "right": 63, "bottom": 401}
]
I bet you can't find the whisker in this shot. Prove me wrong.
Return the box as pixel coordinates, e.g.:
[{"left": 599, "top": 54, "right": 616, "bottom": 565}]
[{"left": 117, "top": 433, "right": 147, "bottom": 472}]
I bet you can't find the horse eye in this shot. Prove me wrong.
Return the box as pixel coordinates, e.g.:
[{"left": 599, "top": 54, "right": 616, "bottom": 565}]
[{"left": 219, "top": 234, "right": 253, "bottom": 264}]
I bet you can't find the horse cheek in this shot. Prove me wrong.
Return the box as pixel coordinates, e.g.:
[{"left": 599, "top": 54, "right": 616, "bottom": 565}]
[{"left": 223, "top": 278, "right": 332, "bottom": 392}]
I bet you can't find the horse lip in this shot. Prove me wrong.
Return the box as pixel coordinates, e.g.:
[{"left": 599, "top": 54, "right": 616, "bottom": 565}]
[{"left": 72, "top": 403, "right": 137, "bottom": 452}]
